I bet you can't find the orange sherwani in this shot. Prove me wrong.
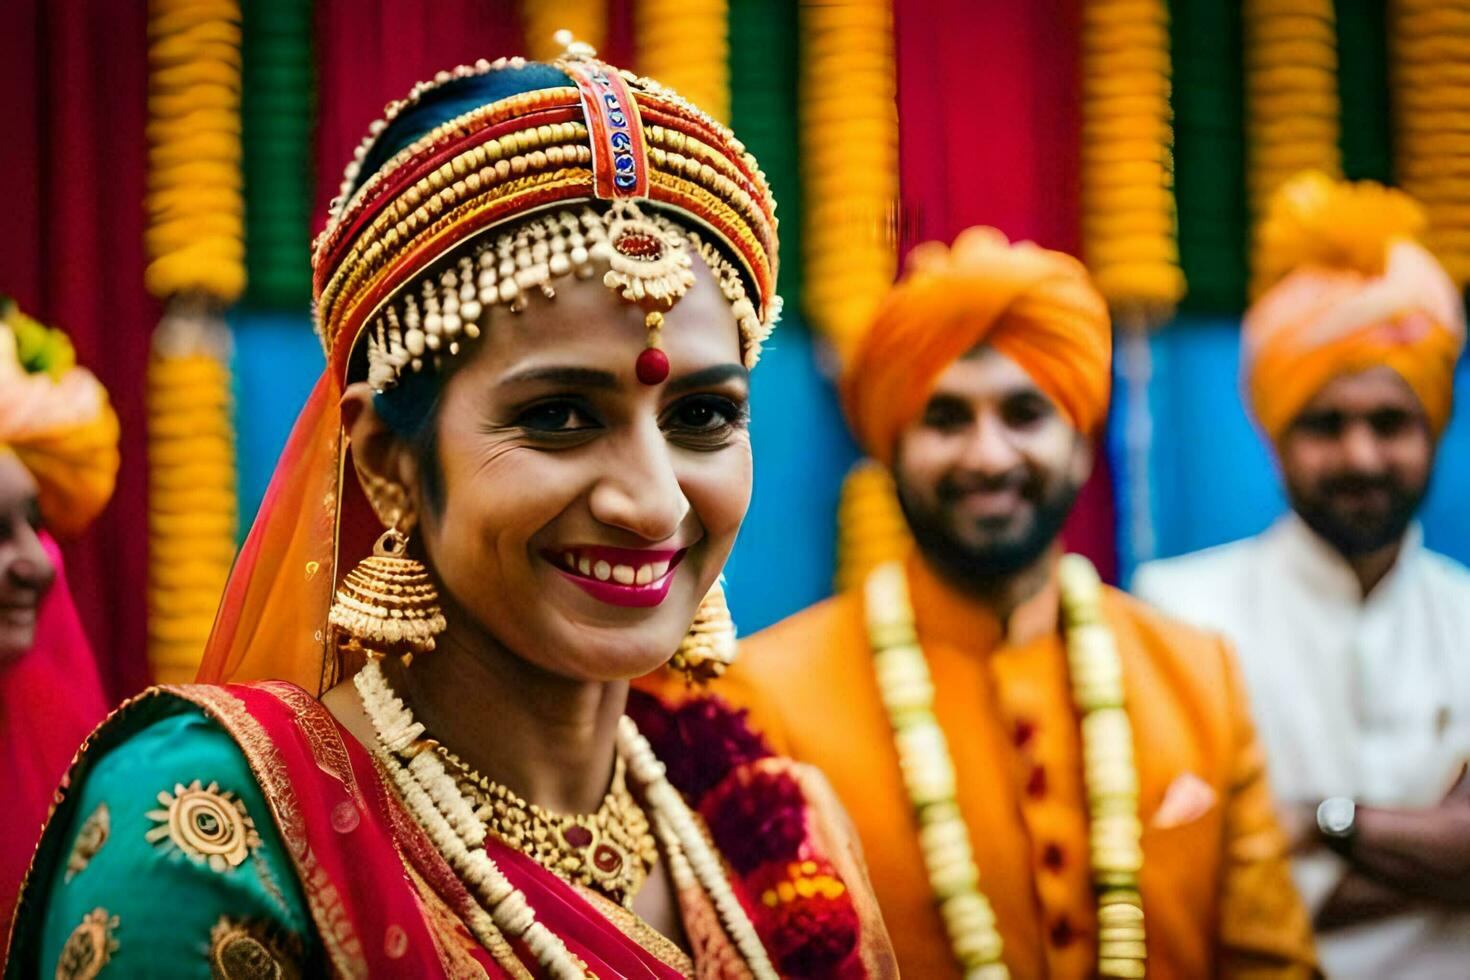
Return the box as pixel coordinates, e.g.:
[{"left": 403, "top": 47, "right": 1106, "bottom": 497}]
[{"left": 721, "top": 554, "right": 1318, "bottom": 979}]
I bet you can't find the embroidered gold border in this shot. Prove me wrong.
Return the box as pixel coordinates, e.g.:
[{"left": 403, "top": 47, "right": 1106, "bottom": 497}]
[
  {"left": 168, "top": 684, "right": 369, "bottom": 979},
  {"left": 574, "top": 883, "right": 695, "bottom": 975}
]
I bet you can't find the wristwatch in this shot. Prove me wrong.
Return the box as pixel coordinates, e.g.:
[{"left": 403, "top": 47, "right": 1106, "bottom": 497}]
[{"left": 1316, "top": 796, "right": 1358, "bottom": 853}]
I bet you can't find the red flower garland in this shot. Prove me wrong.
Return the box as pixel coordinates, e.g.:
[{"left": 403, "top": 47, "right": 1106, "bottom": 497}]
[{"left": 626, "top": 690, "right": 867, "bottom": 977}]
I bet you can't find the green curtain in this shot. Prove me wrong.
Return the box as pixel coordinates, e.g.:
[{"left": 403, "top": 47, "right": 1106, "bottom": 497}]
[
  {"left": 1335, "top": 0, "right": 1393, "bottom": 183},
  {"left": 241, "top": 0, "right": 315, "bottom": 309},
  {"left": 728, "top": 0, "right": 803, "bottom": 305},
  {"left": 1171, "top": 0, "right": 1248, "bottom": 315}
]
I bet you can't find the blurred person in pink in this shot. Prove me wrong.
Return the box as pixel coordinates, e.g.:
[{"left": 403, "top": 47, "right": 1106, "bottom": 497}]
[{"left": 0, "top": 298, "right": 117, "bottom": 947}]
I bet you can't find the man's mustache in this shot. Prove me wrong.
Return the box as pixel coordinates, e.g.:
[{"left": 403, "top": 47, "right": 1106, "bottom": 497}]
[
  {"left": 1318, "top": 472, "right": 1401, "bottom": 496},
  {"left": 936, "top": 468, "right": 1033, "bottom": 503}
]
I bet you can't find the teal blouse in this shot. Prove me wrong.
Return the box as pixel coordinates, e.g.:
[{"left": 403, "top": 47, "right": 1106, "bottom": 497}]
[{"left": 20, "top": 707, "right": 319, "bottom": 978}]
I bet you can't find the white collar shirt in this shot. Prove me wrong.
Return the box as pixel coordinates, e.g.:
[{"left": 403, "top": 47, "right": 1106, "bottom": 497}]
[{"left": 1134, "top": 515, "right": 1470, "bottom": 978}]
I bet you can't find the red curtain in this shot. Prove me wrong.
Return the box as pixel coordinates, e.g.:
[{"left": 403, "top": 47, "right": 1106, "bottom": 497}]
[
  {"left": 311, "top": 1, "right": 651, "bottom": 229},
  {"left": 894, "top": 0, "right": 1118, "bottom": 581},
  {"left": 0, "top": 0, "right": 155, "bottom": 698},
  {"left": 314, "top": 0, "right": 527, "bottom": 226}
]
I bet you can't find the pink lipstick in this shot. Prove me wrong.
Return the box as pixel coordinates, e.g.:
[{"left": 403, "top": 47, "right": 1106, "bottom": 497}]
[{"left": 545, "top": 545, "right": 686, "bottom": 608}]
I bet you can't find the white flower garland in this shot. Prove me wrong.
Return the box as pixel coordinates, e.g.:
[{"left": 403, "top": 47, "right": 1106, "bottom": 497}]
[
  {"left": 864, "top": 555, "right": 1146, "bottom": 979},
  {"left": 617, "top": 716, "right": 778, "bottom": 979},
  {"left": 357, "top": 660, "right": 585, "bottom": 979},
  {"left": 356, "top": 658, "right": 778, "bottom": 978}
]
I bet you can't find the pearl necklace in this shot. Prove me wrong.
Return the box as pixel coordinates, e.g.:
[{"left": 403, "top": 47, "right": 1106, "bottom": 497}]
[
  {"left": 354, "top": 657, "right": 778, "bottom": 978},
  {"left": 864, "top": 555, "right": 1146, "bottom": 979}
]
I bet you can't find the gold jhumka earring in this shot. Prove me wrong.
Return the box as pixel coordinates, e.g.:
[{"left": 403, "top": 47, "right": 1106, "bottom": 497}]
[
  {"left": 671, "top": 579, "right": 737, "bottom": 683},
  {"left": 329, "top": 472, "right": 446, "bottom": 667}
]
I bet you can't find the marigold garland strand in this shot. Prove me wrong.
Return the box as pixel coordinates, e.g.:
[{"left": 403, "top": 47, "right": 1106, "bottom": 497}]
[
  {"left": 1079, "top": 0, "right": 1181, "bottom": 569},
  {"left": 834, "top": 459, "right": 912, "bottom": 594},
  {"left": 146, "top": 307, "right": 238, "bottom": 684},
  {"left": 146, "top": 0, "right": 247, "bottom": 302},
  {"left": 1079, "top": 0, "right": 1185, "bottom": 317},
  {"left": 521, "top": 0, "right": 607, "bottom": 61},
  {"left": 799, "top": 0, "right": 899, "bottom": 361},
  {"left": 1389, "top": 0, "right": 1470, "bottom": 288},
  {"left": 1243, "top": 0, "right": 1341, "bottom": 297},
  {"left": 635, "top": 0, "right": 729, "bottom": 125},
  {"left": 145, "top": 0, "right": 243, "bottom": 684}
]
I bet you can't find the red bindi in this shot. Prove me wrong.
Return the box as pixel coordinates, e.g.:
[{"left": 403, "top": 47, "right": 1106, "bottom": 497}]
[{"left": 636, "top": 347, "right": 670, "bottom": 385}]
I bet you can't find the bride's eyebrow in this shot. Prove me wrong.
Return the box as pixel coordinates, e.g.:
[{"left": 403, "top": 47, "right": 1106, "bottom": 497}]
[
  {"left": 497, "top": 366, "right": 620, "bottom": 390},
  {"left": 664, "top": 364, "right": 749, "bottom": 396}
]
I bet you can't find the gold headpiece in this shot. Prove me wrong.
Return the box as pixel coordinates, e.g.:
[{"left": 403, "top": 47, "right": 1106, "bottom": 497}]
[{"left": 313, "top": 40, "right": 780, "bottom": 391}]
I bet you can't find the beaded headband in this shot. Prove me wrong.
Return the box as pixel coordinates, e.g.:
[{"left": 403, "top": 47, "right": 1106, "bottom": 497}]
[{"left": 311, "top": 39, "right": 780, "bottom": 391}]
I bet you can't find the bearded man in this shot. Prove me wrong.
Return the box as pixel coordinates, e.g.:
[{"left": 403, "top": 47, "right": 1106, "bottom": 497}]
[
  {"left": 723, "top": 228, "right": 1318, "bottom": 978},
  {"left": 1134, "top": 173, "right": 1470, "bottom": 979}
]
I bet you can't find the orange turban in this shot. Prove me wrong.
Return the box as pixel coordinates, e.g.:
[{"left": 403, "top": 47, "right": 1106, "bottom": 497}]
[
  {"left": 0, "top": 303, "right": 119, "bottom": 536},
  {"left": 1245, "top": 172, "right": 1466, "bottom": 442},
  {"left": 841, "top": 226, "right": 1112, "bottom": 465}
]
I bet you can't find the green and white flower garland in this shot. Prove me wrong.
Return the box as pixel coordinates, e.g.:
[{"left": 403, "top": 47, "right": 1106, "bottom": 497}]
[{"left": 864, "top": 555, "right": 1146, "bottom": 979}]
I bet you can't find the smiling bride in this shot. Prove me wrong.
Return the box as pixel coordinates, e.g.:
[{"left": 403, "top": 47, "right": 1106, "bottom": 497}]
[{"left": 6, "top": 41, "right": 893, "bottom": 979}]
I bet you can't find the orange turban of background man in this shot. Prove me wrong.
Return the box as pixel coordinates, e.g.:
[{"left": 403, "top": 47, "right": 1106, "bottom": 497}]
[
  {"left": 0, "top": 300, "right": 119, "bottom": 537},
  {"left": 1244, "top": 172, "right": 1466, "bottom": 443},
  {"left": 841, "top": 226, "right": 1112, "bottom": 466}
]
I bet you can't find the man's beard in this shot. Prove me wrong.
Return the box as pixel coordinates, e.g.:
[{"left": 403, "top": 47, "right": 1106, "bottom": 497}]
[
  {"left": 897, "top": 469, "right": 1082, "bottom": 588},
  {"left": 1287, "top": 470, "right": 1428, "bottom": 558}
]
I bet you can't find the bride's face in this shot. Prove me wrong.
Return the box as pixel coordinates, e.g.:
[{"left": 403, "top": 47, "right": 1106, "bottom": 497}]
[{"left": 394, "top": 252, "right": 751, "bottom": 681}]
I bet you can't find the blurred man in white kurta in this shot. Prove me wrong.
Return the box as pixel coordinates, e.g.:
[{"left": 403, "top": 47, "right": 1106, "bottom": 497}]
[{"left": 1134, "top": 173, "right": 1470, "bottom": 979}]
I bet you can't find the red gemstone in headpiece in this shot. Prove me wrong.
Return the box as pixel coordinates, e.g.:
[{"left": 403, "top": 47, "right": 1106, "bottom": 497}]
[
  {"left": 636, "top": 347, "right": 670, "bottom": 385},
  {"left": 613, "top": 231, "right": 664, "bottom": 260}
]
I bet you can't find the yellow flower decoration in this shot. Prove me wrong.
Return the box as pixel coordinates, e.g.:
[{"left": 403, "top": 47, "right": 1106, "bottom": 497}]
[
  {"left": 1244, "top": 0, "right": 1342, "bottom": 296},
  {"left": 834, "top": 459, "right": 912, "bottom": 594},
  {"left": 636, "top": 0, "right": 729, "bottom": 125},
  {"left": 1080, "top": 0, "right": 1185, "bottom": 317},
  {"left": 1390, "top": 0, "right": 1470, "bottom": 288},
  {"left": 800, "top": 0, "right": 899, "bottom": 360}
]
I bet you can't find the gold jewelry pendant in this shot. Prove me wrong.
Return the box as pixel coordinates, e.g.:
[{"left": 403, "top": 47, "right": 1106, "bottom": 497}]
[
  {"left": 329, "top": 528, "right": 446, "bottom": 666},
  {"left": 671, "top": 580, "right": 737, "bottom": 683}
]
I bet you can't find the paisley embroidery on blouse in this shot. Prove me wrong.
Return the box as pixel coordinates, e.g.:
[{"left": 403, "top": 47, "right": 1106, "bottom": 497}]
[
  {"left": 208, "top": 916, "right": 304, "bottom": 979},
  {"left": 145, "top": 779, "right": 262, "bottom": 872},
  {"left": 54, "top": 907, "right": 118, "bottom": 980},
  {"left": 64, "top": 803, "right": 110, "bottom": 883}
]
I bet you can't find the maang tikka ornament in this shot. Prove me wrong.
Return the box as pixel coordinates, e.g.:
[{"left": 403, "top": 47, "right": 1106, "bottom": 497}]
[
  {"left": 601, "top": 202, "right": 695, "bottom": 385},
  {"left": 329, "top": 474, "right": 446, "bottom": 666},
  {"left": 363, "top": 202, "right": 764, "bottom": 393}
]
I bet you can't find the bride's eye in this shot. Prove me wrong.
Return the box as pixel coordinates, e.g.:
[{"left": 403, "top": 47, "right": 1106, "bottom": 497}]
[
  {"left": 665, "top": 394, "right": 748, "bottom": 436},
  {"left": 515, "top": 399, "right": 599, "bottom": 433}
]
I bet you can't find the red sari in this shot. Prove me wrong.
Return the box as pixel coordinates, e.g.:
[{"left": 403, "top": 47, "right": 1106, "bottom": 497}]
[{"left": 8, "top": 678, "right": 892, "bottom": 978}]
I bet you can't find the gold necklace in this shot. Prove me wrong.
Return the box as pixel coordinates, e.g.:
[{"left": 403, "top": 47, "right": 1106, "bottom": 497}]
[
  {"left": 357, "top": 657, "right": 778, "bottom": 977},
  {"left": 865, "top": 555, "right": 1146, "bottom": 979},
  {"left": 430, "top": 742, "right": 659, "bottom": 910}
]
